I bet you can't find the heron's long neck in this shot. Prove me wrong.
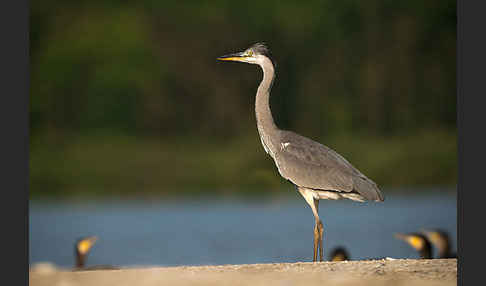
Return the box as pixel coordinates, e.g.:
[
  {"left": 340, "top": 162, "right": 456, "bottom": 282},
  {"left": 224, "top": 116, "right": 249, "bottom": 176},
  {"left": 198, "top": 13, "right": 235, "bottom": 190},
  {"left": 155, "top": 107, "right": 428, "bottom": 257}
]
[{"left": 255, "top": 58, "right": 279, "bottom": 155}]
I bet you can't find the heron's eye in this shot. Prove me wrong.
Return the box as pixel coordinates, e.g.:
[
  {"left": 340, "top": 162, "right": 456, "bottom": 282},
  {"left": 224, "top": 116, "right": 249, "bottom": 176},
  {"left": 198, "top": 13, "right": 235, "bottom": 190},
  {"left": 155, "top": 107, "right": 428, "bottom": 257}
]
[{"left": 247, "top": 50, "right": 253, "bottom": 57}]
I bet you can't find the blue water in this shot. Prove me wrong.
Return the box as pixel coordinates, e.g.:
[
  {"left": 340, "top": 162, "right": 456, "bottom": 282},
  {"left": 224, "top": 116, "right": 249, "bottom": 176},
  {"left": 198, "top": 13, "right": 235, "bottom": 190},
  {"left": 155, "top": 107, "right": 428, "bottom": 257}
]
[{"left": 29, "top": 190, "right": 456, "bottom": 268}]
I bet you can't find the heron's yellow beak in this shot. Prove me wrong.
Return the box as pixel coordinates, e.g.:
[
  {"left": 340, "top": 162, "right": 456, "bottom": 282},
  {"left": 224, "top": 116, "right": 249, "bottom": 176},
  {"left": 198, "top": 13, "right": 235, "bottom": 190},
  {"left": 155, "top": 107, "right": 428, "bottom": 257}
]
[{"left": 217, "top": 52, "right": 247, "bottom": 62}]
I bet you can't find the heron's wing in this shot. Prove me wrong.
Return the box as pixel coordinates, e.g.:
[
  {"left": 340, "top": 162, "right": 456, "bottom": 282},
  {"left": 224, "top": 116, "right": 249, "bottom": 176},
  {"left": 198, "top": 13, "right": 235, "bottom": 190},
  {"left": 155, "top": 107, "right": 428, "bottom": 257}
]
[
  {"left": 274, "top": 135, "right": 354, "bottom": 192},
  {"left": 274, "top": 131, "right": 383, "bottom": 201}
]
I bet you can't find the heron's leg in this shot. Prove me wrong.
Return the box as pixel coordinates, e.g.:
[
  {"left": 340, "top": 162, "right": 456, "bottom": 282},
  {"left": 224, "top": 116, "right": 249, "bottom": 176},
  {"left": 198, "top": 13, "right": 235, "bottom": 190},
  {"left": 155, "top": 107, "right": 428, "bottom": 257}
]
[
  {"left": 313, "top": 220, "right": 319, "bottom": 262},
  {"left": 298, "top": 187, "right": 324, "bottom": 262},
  {"left": 317, "top": 212, "right": 324, "bottom": 262},
  {"left": 313, "top": 199, "right": 324, "bottom": 262},
  {"left": 311, "top": 199, "right": 325, "bottom": 262}
]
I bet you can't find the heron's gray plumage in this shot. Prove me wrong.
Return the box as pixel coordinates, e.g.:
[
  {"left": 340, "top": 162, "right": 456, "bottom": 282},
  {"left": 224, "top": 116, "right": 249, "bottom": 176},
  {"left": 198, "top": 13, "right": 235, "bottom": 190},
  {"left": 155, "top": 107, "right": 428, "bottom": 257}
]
[{"left": 274, "top": 130, "right": 383, "bottom": 202}]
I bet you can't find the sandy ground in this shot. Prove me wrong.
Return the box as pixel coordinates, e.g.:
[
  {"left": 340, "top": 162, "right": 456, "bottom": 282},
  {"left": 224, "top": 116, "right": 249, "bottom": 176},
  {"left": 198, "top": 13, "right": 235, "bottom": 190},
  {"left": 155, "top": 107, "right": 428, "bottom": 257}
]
[{"left": 30, "top": 258, "right": 457, "bottom": 286}]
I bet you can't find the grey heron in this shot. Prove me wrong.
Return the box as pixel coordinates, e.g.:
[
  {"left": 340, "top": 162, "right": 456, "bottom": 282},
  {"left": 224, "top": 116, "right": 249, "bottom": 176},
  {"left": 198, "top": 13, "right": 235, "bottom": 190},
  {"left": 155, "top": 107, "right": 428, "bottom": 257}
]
[
  {"left": 394, "top": 232, "right": 433, "bottom": 259},
  {"left": 217, "top": 42, "right": 384, "bottom": 262}
]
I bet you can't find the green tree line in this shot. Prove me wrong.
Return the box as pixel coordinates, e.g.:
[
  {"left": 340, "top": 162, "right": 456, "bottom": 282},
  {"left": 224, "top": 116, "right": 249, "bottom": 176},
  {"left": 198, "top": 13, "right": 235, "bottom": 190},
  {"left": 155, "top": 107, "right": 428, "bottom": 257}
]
[{"left": 30, "top": 0, "right": 456, "bottom": 198}]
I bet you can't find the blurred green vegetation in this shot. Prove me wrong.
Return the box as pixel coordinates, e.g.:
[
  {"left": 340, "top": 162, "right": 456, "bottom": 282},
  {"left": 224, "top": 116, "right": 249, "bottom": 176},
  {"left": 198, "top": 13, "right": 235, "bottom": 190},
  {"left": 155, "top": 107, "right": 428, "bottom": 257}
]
[{"left": 30, "top": 0, "right": 456, "bottom": 198}]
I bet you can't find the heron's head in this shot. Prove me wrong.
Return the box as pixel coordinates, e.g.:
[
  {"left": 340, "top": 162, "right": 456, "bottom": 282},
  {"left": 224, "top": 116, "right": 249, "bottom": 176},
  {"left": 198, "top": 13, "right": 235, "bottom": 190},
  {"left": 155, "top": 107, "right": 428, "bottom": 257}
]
[
  {"left": 76, "top": 236, "right": 98, "bottom": 257},
  {"left": 217, "top": 42, "right": 275, "bottom": 66}
]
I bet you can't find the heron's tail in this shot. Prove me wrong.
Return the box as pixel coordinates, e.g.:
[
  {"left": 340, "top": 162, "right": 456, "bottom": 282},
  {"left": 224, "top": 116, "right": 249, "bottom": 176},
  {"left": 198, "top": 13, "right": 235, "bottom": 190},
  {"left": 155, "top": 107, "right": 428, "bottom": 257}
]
[{"left": 353, "top": 176, "right": 384, "bottom": 202}]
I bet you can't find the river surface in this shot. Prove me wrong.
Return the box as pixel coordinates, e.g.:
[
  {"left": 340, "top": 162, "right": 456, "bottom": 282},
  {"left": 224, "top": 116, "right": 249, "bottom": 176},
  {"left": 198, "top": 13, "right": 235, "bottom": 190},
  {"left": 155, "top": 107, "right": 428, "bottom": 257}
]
[{"left": 30, "top": 190, "right": 456, "bottom": 268}]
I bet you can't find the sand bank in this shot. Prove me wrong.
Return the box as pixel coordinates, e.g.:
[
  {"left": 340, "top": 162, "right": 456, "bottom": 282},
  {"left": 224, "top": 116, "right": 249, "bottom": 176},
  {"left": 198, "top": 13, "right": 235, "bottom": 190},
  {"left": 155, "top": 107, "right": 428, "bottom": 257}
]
[{"left": 30, "top": 258, "right": 457, "bottom": 286}]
